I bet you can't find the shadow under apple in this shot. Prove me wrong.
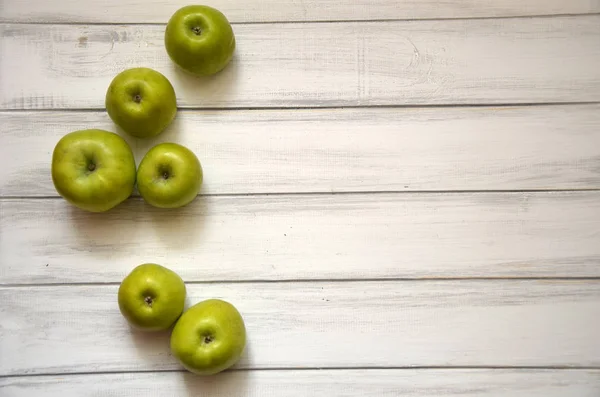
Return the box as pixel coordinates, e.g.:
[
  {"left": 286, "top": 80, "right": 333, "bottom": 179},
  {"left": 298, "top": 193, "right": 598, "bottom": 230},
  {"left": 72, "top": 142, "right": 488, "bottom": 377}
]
[
  {"left": 133, "top": 114, "right": 185, "bottom": 162},
  {"left": 128, "top": 325, "right": 176, "bottom": 369},
  {"left": 171, "top": 53, "right": 240, "bottom": 108},
  {"left": 108, "top": 104, "right": 183, "bottom": 168},
  {"left": 142, "top": 194, "right": 208, "bottom": 250},
  {"left": 181, "top": 369, "right": 251, "bottom": 397},
  {"left": 67, "top": 199, "right": 143, "bottom": 254},
  {"left": 68, "top": 192, "right": 207, "bottom": 253}
]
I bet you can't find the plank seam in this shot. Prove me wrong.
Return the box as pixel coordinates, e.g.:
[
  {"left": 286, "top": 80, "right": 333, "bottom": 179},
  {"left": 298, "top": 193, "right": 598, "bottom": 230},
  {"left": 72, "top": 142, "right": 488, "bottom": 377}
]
[
  {"left": 3, "top": 277, "right": 600, "bottom": 288},
  {"left": 3, "top": 189, "right": 600, "bottom": 201},
  {"left": 2, "top": 12, "right": 600, "bottom": 26},
  {"left": 2, "top": 101, "right": 600, "bottom": 113},
  {"left": 3, "top": 366, "right": 600, "bottom": 379}
]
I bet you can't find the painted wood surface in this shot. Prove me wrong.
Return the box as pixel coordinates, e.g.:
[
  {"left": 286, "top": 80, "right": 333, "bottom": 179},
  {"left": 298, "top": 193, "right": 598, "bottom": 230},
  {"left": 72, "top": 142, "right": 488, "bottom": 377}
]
[
  {"left": 2, "top": 369, "right": 600, "bottom": 397},
  {"left": 2, "top": 16, "right": 600, "bottom": 110},
  {"left": 2, "top": 104, "right": 600, "bottom": 197},
  {"left": 2, "top": 280, "right": 599, "bottom": 375},
  {"left": 1, "top": 0, "right": 600, "bottom": 393},
  {"left": 2, "top": 0, "right": 599, "bottom": 23},
  {"left": 3, "top": 192, "right": 600, "bottom": 284}
]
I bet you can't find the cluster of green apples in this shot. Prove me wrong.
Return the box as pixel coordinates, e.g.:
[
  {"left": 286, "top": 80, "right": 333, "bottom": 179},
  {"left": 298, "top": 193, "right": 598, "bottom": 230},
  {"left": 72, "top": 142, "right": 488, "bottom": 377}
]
[
  {"left": 119, "top": 264, "right": 246, "bottom": 375},
  {"left": 50, "top": 5, "right": 246, "bottom": 375},
  {"left": 51, "top": 5, "right": 236, "bottom": 212}
]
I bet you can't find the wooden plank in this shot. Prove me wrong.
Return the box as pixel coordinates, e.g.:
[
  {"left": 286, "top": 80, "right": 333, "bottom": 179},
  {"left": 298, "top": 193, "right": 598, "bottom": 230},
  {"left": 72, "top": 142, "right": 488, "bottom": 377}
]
[
  {"left": 2, "top": 192, "right": 600, "bottom": 284},
  {"left": 2, "top": 16, "right": 600, "bottom": 110},
  {"left": 2, "top": 105, "right": 600, "bottom": 197},
  {"left": 2, "top": 369, "right": 600, "bottom": 397},
  {"left": 2, "top": 0, "right": 599, "bottom": 24},
  {"left": 1, "top": 280, "right": 599, "bottom": 375}
]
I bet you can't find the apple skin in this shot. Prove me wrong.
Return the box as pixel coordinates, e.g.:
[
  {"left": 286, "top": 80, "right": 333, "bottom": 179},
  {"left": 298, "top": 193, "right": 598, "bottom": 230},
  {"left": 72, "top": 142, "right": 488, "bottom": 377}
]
[
  {"left": 165, "top": 5, "right": 236, "bottom": 76},
  {"left": 136, "top": 143, "right": 203, "bottom": 208},
  {"left": 171, "top": 299, "right": 246, "bottom": 375},
  {"left": 51, "top": 129, "right": 136, "bottom": 212},
  {"left": 118, "top": 263, "right": 187, "bottom": 331},
  {"left": 106, "top": 67, "right": 177, "bottom": 138}
]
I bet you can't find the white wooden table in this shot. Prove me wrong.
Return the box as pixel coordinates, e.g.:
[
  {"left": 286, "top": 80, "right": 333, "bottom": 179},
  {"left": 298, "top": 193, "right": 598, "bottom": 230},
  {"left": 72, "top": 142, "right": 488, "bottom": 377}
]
[{"left": 1, "top": 1, "right": 600, "bottom": 395}]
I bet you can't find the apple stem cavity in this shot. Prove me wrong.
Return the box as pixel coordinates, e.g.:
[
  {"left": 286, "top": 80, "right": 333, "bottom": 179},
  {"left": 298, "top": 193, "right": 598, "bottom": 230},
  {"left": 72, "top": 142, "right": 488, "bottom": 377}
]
[
  {"left": 144, "top": 296, "right": 153, "bottom": 307},
  {"left": 87, "top": 163, "right": 96, "bottom": 172},
  {"left": 191, "top": 26, "right": 202, "bottom": 36},
  {"left": 133, "top": 94, "right": 142, "bottom": 103},
  {"left": 204, "top": 335, "right": 214, "bottom": 344}
]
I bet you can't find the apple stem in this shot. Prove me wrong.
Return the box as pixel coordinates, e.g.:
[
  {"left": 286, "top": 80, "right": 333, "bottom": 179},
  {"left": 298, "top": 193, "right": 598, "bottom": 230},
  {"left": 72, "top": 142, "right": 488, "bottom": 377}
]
[
  {"left": 204, "top": 335, "right": 213, "bottom": 344},
  {"left": 192, "top": 26, "right": 202, "bottom": 36},
  {"left": 144, "top": 296, "right": 153, "bottom": 307}
]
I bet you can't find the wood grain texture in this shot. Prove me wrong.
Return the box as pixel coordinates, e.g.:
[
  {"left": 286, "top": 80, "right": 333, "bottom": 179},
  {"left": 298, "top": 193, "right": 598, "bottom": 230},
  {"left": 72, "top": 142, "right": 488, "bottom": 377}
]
[
  {"left": 2, "top": 16, "right": 600, "bottom": 109},
  {"left": 2, "top": 0, "right": 600, "bottom": 23},
  {"left": 1, "top": 281, "right": 599, "bottom": 375},
  {"left": 2, "top": 105, "right": 600, "bottom": 197},
  {"left": 2, "top": 192, "right": 600, "bottom": 284},
  {"left": 2, "top": 369, "right": 600, "bottom": 397}
]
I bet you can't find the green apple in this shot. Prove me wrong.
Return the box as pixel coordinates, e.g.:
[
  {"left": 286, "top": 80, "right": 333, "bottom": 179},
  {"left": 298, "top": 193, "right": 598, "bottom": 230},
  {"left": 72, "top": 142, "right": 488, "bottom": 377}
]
[
  {"left": 51, "top": 129, "right": 136, "bottom": 212},
  {"left": 136, "top": 143, "right": 203, "bottom": 208},
  {"left": 165, "top": 5, "right": 236, "bottom": 76},
  {"left": 118, "top": 263, "right": 186, "bottom": 331},
  {"left": 105, "top": 67, "right": 177, "bottom": 138},
  {"left": 171, "top": 299, "right": 246, "bottom": 375}
]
